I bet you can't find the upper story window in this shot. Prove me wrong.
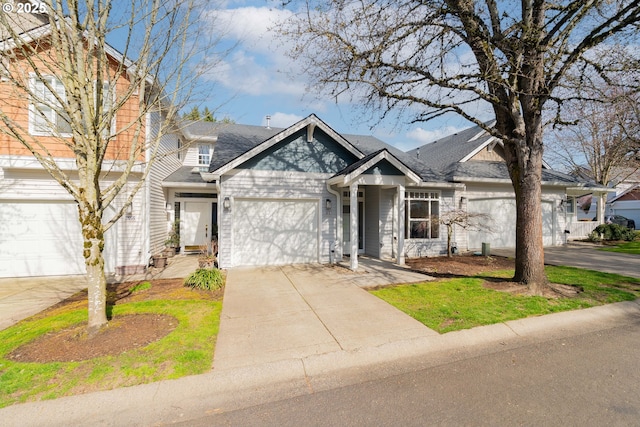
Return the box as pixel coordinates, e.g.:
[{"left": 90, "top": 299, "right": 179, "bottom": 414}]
[
  {"left": 29, "top": 75, "right": 72, "bottom": 136},
  {"left": 198, "top": 144, "right": 211, "bottom": 166},
  {"left": 405, "top": 191, "right": 440, "bottom": 239}
]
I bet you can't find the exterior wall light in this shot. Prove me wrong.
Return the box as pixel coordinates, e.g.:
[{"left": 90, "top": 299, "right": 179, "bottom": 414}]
[
  {"left": 325, "top": 198, "right": 332, "bottom": 211},
  {"left": 223, "top": 196, "right": 231, "bottom": 211}
]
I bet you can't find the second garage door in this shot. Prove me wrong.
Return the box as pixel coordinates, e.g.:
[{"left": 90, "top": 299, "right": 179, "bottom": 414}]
[
  {"left": 468, "top": 198, "right": 554, "bottom": 249},
  {"left": 232, "top": 199, "right": 319, "bottom": 266},
  {"left": 0, "top": 201, "right": 85, "bottom": 277}
]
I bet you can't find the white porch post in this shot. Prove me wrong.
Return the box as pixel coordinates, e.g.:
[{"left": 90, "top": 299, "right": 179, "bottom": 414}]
[
  {"left": 397, "top": 184, "right": 405, "bottom": 265},
  {"left": 350, "top": 183, "right": 358, "bottom": 270}
]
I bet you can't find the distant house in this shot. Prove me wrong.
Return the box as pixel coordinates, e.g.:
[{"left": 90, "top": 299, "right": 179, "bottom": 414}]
[{"left": 607, "top": 169, "right": 640, "bottom": 229}]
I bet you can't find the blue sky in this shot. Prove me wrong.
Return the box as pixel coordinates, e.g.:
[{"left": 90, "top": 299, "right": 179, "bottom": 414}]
[{"left": 190, "top": 0, "right": 481, "bottom": 152}]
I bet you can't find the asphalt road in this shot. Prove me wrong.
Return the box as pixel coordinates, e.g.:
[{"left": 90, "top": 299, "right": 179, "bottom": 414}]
[{"left": 181, "top": 317, "right": 640, "bottom": 426}]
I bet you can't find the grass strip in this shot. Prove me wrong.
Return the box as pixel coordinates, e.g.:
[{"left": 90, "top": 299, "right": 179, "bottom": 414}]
[
  {"left": 372, "top": 266, "right": 639, "bottom": 334},
  {"left": 0, "top": 299, "right": 221, "bottom": 408}
]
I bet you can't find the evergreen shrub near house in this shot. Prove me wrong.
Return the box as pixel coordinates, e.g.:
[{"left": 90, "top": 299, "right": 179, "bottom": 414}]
[
  {"left": 184, "top": 268, "right": 224, "bottom": 291},
  {"left": 588, "top": 224, "right": 636, "bottom": 242}
]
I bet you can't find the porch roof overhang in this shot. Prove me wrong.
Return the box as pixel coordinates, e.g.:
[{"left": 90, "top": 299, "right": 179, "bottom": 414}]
[
  {"left": 327, "top": 149, "right": 421, "bottom": 186},
  {"left": 565, "top": 185, "right": 615, "bottom": 197}
]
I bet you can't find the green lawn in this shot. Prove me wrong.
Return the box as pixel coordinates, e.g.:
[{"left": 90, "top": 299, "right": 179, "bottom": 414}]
[
  {"left": 371, "top": 265, "right": 640, "bottom": 334},
  {"left": 0, "top": 298, "right": 222, "bottom": 408},
  {"left": 599, "top": 241, "right": 640, "bottom": 255}
]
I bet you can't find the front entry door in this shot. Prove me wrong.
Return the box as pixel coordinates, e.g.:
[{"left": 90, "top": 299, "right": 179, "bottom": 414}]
[{"left": 343, "top": 191, "right": 364, "bottom": 255}]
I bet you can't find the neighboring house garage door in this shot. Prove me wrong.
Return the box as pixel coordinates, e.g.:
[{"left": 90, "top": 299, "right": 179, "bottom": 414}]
[
  {"left": 468, "top": 198, "right": 554, "bottom": 249},
  {"left": 0, "top": 201, "right": 85, "bottom": 277},
  {"left": 232, "top": 199, "right": 319, "bottom": 266}
]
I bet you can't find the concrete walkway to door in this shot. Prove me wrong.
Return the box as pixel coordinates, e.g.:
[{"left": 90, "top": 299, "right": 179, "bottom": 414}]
[{"left": 213, "top": 264, "right": 438, "bottom": 370}]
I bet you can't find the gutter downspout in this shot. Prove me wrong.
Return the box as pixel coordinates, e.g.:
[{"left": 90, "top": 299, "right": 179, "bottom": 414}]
[{"left": 327, "top": 182, "right": 341, "bottom": 264}]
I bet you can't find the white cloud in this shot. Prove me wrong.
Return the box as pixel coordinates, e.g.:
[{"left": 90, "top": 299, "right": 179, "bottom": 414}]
[
  {"left": 266, "top": 112, "right": 304, "bottom": 128},
  {"left": 202, "top": 6, "right": 309, "bottom": 99}
]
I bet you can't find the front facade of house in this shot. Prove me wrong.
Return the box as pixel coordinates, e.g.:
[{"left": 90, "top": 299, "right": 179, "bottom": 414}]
[{"left": 163, "top": 115, "right": 596, "bottom": 271}]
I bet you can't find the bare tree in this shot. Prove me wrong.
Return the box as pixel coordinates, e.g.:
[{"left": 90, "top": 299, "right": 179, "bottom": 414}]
[
  {"left": 438, "top": 209, "right": 491, "bottom": 258},
  {"left": 282, "top": 0, "right": 640, "bottom": 293},
  {"left": 548, "top": 85, "right": 640, "bottom": 187},
  {"left": 0, "top": 1, "right": 222, "bottom": 334}
]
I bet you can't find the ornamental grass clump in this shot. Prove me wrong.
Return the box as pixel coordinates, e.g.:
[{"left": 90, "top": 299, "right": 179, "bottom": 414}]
[{"left": 184, "top": 268, "right": 224, "bottom": 291}]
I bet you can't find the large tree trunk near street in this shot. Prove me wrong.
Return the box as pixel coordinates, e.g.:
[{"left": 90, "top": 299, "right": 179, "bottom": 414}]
[{"left": 498, "top": 108, "right": 548, "bottom": 294}]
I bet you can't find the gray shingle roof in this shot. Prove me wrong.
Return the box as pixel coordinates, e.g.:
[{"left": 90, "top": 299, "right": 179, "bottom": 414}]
[
  {"left": 406, "top": 122, "right": 582, "bottom": 185},
  {"left": 342, "top": 134, "right": 443, "bottom": 181},
  {"left": 163, "top": 166, "right": 212, "bottom": 184},
  {"left": 208, "top": 123, "right": 284, "bottom": 172},
  {"left": 202, "top": 119, "right": 443, "bottom": 181},
  {"left": 405, "top": 123, "right": 494, "bottom": 173}
]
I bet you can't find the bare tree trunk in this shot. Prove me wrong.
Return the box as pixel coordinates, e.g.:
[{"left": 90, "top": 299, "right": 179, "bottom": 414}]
[
  {"left": 447, "top": 224, "right": 453, "bottom": 257},
  {"left": 79, "top": 205, "right": 108, "bottom": 335},
  {"left": 513, "top": 163, "right": 547, "bottom": 293},
  {"left": 499, "top": 108, "right": 548, "bottom": 293}
]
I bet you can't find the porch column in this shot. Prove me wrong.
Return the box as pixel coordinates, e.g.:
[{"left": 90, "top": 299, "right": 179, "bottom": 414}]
[
  {"left": 397, "top": 184, "right": 405, "bottom": 265},
  {"left": 350, "top": 183, "right": 358, "bottom": 270}
]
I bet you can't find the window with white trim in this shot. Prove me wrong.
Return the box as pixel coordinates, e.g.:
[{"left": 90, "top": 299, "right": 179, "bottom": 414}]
[
  {"left": 405, "top": 191, "right": 440, "bottom": 239},
  {"left": 99, "top": 81, "right": 116, "bottom": 138},
  {"left": 29, "top": 75, "right": 72, "bottom": 136},
  {"left": 198, "top": 144, "right": 211, "bottom": 166}
]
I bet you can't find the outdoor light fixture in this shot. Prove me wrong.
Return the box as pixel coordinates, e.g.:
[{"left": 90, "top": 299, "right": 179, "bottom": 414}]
[
  {"left": 325, "top": 198, "right": 332, "bottom": 211},
  {"left": 223, "top": 196, "right": 231, "bottom": 210},
  {"left": 127, "top": 203, "right": 133, "bottom": 215}
]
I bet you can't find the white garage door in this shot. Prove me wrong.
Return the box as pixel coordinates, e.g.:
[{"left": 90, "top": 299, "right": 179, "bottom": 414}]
[
  {"left": 232, "top": 199, "right": 318, "bottom": 266},
  {"left": 0, "top": 201, "right": 85, "bottom": 277},
  {"left": 468, "top": 198, "right": 554, "bottom": 249}
]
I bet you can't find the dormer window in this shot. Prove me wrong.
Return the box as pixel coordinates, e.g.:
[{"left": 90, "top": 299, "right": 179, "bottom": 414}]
[{"left": 198, "top": 144, "right": 211, "bottom": 166}]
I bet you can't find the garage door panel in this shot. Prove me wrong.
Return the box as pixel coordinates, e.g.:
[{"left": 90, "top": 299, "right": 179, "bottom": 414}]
[
  {"left": 468, "top": 199, "right": 516, "bottom": 249},
  {"left": 0, "top": 202, "right": 85, "bottom": 277},
  {"left": 233, "top": 199, "right": 318, "bottom": 266},
  {"left": 468, "top": 198, "right": 554, "bottom": 249}
]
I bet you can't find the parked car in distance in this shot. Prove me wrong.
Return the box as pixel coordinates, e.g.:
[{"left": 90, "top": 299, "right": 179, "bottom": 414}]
[{"left": 593, "top": 215, "right": 636, "bottom": 230}]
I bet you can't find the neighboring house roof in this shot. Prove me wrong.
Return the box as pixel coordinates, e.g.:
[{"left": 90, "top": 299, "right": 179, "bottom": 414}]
[
  {"left": 406, "top": 122, "right": 579, "bottom": 185},
  {"left": 610, "top": 184, "right": 640, "bottom": 202},
  {"left": 406, "top": 123, "right": 495, "bottom": 172}
]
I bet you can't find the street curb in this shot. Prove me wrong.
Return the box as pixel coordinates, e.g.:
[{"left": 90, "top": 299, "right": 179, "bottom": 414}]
[{"left": 2, "top": 299, "right": 640, "bottom": 427}]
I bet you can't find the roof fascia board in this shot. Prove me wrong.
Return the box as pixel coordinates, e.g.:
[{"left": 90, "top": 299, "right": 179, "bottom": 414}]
[{"left": 212, "top": 114, "right": 364, "bottom": 175}]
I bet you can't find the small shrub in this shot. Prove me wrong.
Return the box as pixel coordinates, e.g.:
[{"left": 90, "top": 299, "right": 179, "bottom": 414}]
[
  {"left": 130, "top": 281, "right": 152, "bottom": 293},
  {"left": 184, "top": 269, "right": 224, "bottom": 291},
  {"left": 588, "top": 224, "right": 636, "bottom": 242}
]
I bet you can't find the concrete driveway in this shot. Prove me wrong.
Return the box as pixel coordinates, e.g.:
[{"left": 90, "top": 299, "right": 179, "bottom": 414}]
[
  {"left": 493, "top": 243, "right": 640, "bottom": 278},
  {"left": 213, "top": 263, "right": 438, "bottom": 370}
]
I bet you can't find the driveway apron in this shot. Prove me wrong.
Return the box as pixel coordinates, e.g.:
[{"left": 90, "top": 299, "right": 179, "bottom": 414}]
[{"left": 213, "top": 264, "right": 437, "bottom": 370}]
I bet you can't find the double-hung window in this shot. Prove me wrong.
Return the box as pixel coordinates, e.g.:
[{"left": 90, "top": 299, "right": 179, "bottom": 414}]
[
  {"left": 29, "top": 75, "right": 72, "bottom": 136},
  {"left": 405, "top": 191, "right": 440, "bottom": 239},
  {"left": 198, "top": 144, "right": 211, "bottom": 167}
]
